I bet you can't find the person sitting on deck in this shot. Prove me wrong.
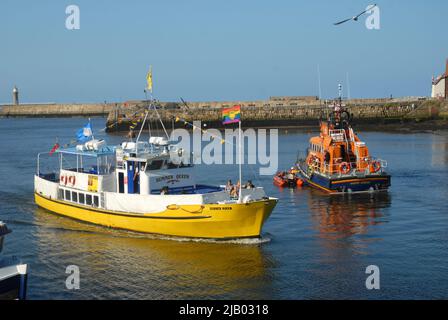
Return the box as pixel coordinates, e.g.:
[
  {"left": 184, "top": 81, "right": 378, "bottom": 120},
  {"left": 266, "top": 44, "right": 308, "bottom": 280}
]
[
  {"left": 225, "top": 180, "right": 233, "bottom": 192},
  {"left": 245, "top": 180, "right": 255, "bottom": 189},
  {"left": 230, "top": 181, "right": 240, "bottom": 198}
]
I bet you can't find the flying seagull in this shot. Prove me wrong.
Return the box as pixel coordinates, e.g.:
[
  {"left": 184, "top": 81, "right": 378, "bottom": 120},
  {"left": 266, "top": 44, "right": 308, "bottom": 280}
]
[{"left": 334, "top": 4, "right": 377, "bottom": 25}]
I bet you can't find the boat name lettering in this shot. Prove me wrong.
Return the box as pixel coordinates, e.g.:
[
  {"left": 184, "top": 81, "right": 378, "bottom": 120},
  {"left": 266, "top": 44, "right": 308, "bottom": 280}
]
[
  {"left": 210, "top": 207, "right": 232, "bottom": 211},
  {"left": 156, "top": 174, "right": 190, "bottom": 183}
]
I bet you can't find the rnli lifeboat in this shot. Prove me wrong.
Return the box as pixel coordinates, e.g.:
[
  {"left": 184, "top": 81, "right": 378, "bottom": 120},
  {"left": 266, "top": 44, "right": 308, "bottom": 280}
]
[{"left": 296, "top": 98, "right": 391, "bottom": 194}]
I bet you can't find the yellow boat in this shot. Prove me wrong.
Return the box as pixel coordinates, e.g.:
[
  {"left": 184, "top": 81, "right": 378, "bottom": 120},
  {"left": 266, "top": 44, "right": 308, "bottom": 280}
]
[{"left": 35, "top": 135, "right": 277, "bottom": 239}]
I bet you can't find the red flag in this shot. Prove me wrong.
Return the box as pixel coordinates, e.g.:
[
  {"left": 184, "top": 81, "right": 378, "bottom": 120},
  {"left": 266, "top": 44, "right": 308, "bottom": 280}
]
[{"left": 49, "top": 143, "right": 60, "bottom": 155}]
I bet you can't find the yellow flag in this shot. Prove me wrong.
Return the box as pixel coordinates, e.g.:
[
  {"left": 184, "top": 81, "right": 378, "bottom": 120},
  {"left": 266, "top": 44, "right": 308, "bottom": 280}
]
[{"left": 146, "top": 66, "right": 153, "bottom": 92}]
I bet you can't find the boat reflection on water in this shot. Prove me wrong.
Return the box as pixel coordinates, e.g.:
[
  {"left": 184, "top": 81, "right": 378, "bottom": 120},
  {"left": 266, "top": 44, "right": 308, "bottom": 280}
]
[
  {"left": 32, "top": 207, "right": 276, "bottom": 299},
  {"left": 307, "top": 190, "right": 392, "bottom": 241},
  {"left": 431, "top": 134, "right": 448, "bottom": 167}
]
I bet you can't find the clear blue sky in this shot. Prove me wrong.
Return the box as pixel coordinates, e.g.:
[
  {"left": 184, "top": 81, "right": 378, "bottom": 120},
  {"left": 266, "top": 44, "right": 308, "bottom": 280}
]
[{"left": 1, "top": 0, "right": 447, "bottom": 103}]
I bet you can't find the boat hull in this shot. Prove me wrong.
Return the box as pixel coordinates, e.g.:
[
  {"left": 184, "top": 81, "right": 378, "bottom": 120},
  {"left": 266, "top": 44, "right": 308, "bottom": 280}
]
[
  {"left": 0, "top": 263, "right": 28, "bottom": 300},
  {"left": 35, "top": 193, "right": 277, "bottom": 239},
  {"left": 273, "top": 176, "right": 287, "bottom": 187},
  {"left": 298, "top": 166, "right": 390, "bottom": 194}
]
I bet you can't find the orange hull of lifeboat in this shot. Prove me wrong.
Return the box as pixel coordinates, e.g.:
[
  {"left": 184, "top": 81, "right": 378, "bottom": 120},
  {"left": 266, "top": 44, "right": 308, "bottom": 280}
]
[{"left": 273, "top": 175, "right": 288, "bottom": 187}]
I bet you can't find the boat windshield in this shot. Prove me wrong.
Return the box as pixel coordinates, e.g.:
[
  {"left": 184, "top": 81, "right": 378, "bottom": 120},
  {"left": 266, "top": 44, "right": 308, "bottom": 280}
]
[{"left": 37, "top": 146, "right": 116, "bottom": 178}]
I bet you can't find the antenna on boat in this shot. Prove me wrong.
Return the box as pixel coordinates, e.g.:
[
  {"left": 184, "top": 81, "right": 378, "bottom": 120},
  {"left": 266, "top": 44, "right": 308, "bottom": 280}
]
[
  {"left": 346, "top": 72, "right": 351, "bottom": 100},
  {"left": 89, "top": 118, "right": 95, "bottom": 141},
  {"left": 338, "top": 83, "right": 343, "bottom": 106},
  {"left": 317, "top": 64, "right": 322, "bottom": 102},
  {"left": 238, "top": 119, "right": 243, "bottom": 204}
]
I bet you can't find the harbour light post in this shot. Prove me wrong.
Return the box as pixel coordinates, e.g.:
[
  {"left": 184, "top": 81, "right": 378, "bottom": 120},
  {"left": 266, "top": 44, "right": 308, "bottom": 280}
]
[{"left": 12, "top": 86, "right": 19, "bottom": 105}]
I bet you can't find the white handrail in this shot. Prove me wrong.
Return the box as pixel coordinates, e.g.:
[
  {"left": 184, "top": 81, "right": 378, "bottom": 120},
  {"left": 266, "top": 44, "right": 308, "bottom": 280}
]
[{"left": 309, "top": 157, "right": 387, "bottom": 176}]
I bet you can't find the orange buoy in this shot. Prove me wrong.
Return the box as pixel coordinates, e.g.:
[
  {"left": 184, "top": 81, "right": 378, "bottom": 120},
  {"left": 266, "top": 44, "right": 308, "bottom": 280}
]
[{"left": 296, "top": 179, "right": 304, "bottom": 187}]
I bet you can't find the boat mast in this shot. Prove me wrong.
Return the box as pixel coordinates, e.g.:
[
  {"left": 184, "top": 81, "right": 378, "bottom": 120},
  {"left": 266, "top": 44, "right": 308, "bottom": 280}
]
[
  {"left": 346, "top": 72, "right": 351, "bottom": 100},
  {"left": 317, "top": 64, "right": 322, "bottom": 102},
  {"left": 238, "top": 120, "right": 243, "bottom": 203},
  {"left": 338, "top": 83, "right": 343, "bottom": 105},
  {"left": 136, "top": 68, "right": 170, "bottom": 153}
]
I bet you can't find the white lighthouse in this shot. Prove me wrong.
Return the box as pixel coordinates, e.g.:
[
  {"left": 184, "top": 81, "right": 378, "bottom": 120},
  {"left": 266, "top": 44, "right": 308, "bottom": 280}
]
[{"left": 12, "top": 86, "right": 19, "bottom": 105}]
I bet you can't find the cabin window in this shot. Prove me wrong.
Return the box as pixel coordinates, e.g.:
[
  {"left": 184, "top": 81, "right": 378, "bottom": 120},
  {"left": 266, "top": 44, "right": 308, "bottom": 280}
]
[
  {"left": 93, "top": 196, "right": 99, "bottom": 207},
  {"left": 59, "top": 189, "right": 64, "bottom": 200},
  {"left": 167, "top": 162, "right": 179, "bottom": 169},
  {"left": 79, "top": 193, "right": 85, "bottom": 204},
  {"left": 146, "top": 159, "right": 164, "bottom": 170},
  {"left": 86, "top": 194, "right": 92, "bottom": 206},
  {"left": 72, "top": 191, "right": 78, "bottom": 203},
  {"left": 65, "top": 190, "right": 71, "bottom": 201}
]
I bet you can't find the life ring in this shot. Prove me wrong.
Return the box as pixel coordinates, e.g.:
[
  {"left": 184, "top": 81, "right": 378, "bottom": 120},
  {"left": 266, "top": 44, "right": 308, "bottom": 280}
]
[
  {"left": 60, "top": 175, "right": 66, "bottom": 185},
  {"left": 68, "top": 176, "right": 76, "bottom": 186},
  {"left": 340, "top": 162, "right": 351, "bottom": 174},
  {"left": 370, "top": 160, "right": 381, "bottom": 173}
]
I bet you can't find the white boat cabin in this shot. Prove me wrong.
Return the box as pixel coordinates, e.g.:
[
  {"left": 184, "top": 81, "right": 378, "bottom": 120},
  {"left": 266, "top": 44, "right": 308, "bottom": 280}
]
[
  {"left": 38, "top": 138, "right": 205, "bottom": 195},
  {"left": 35, "top": 138, "right": 268, "bottom": 213}
]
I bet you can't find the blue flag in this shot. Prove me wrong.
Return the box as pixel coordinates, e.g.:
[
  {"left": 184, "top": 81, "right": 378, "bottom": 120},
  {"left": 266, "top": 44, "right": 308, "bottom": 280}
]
[{"left": 76, "top": 122, "right": 93, "bottom": 143}]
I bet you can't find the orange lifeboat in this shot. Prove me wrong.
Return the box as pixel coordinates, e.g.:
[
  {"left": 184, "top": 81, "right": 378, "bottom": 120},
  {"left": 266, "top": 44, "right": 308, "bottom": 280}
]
[
  {"left": 273, "top": 169, "right": 299, "bottom": 188},
  {"left": 273, "top": 172, "right": 288, "bottom": 187},
  {"left": 294, "top": 94, "right": 391, "bottom": 193}
]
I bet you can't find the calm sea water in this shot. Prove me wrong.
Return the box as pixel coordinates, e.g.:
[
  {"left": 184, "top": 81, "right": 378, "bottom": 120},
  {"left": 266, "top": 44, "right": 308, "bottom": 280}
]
[{"left": 0, "top": 117, "right": 447, "bottom": 299}]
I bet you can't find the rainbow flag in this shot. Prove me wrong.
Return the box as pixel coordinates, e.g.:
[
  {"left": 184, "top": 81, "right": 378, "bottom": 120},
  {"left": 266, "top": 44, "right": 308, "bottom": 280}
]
[{"left": 222, "top": 105, "right": 241, "bottom": 125}]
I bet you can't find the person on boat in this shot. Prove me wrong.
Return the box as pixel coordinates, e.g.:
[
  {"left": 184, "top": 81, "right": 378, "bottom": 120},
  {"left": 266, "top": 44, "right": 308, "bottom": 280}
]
[
  {"left": 324, "top": 151, "right": 331, "bottom": 172},
  {"left": 230, "top": 181, "right": 240, "bottom": 198},
  {"left": 225, "top": 180, "right": 234, "bottom": 192},
  {"left": 287, "top": 168, "right": 295, "bottom": 181},
  {"left": 160, "top": 186, "right": 169, "bottom": 195},
  {"left": 245, "top": 180, "right": 255, "bottom": 189},
  {"left": 230, "top": 186, "right": 237, "bottom": 198}
]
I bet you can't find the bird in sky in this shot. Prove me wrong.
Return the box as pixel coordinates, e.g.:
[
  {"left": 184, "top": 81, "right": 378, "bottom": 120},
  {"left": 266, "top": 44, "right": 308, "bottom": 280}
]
[{"left": 333, "top": 4, "right": 377, "bottom": 25}]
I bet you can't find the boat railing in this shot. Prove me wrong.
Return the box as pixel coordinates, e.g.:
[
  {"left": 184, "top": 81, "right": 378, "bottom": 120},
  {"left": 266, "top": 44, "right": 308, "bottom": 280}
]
[
  {"left": 317, "top": 158, "right": 387, "bottom": 177},
  {"left": 378, "top": 159, "right": 388, "bottom": 168},
  {"left": 37, "top": 152, "right": 60, "bottom": 180}
]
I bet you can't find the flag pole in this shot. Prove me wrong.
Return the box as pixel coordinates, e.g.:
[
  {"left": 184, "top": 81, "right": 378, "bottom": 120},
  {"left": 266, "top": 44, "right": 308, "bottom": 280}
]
[
  {"left": 238, "top": 119, "right": 242, "bottom": 203},
  {"left": 89, "top": 118, "right": 95, "bottom": 141}
]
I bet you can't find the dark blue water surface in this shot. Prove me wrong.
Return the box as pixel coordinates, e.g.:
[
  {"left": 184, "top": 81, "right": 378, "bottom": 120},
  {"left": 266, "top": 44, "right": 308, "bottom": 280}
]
[{"left": 0, "top": 117, "right": 447, "bottom": 299}]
